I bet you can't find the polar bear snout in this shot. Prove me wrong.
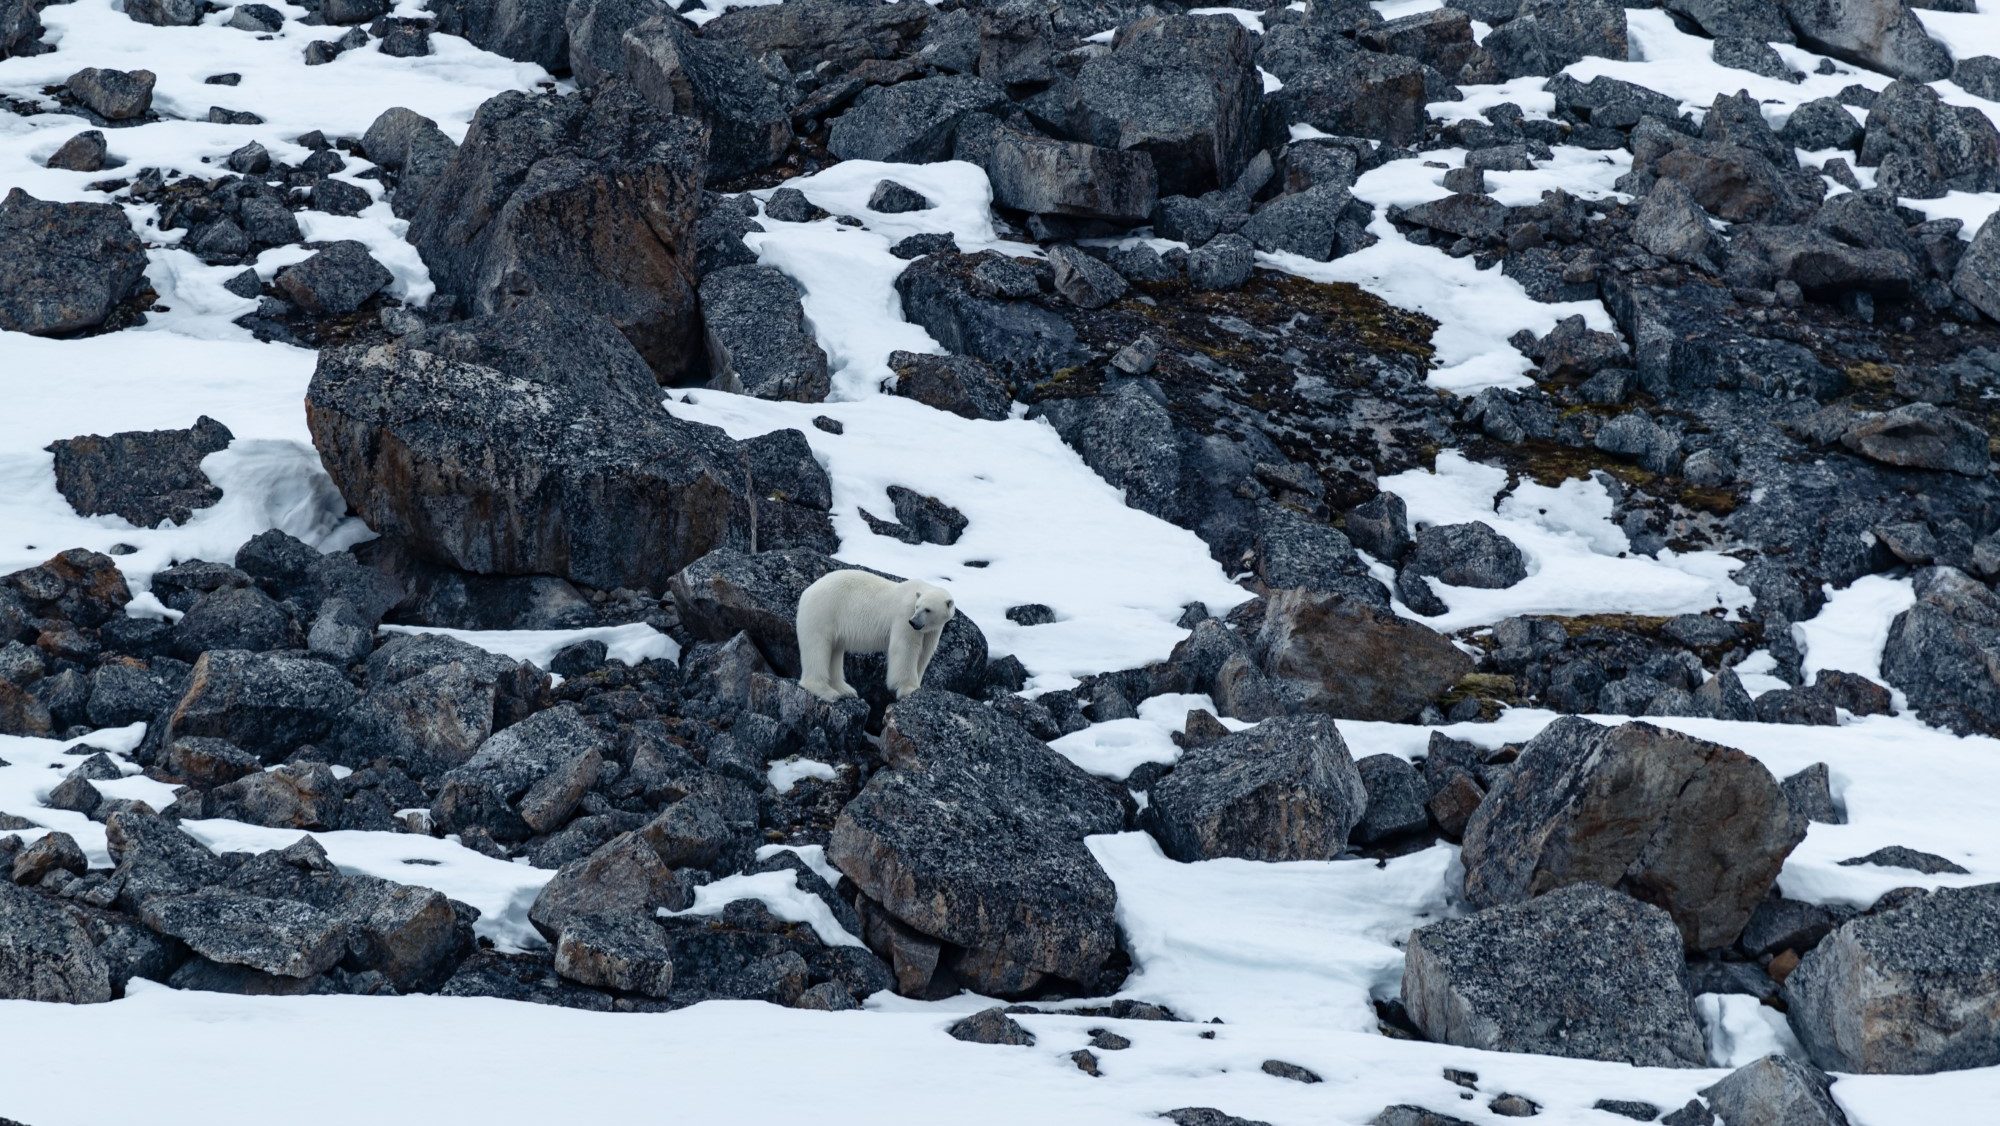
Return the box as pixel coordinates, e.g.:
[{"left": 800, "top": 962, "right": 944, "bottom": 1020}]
[{"left": 908, "top": 614, "right": 927, "bottom": 631}]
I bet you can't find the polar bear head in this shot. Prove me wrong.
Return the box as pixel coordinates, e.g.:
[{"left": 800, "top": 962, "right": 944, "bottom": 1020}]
[{"left": 905, "top": 582, "right": 956, "bottom": 633}]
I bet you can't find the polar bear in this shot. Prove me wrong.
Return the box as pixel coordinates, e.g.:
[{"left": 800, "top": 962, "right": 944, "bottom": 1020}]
[{"left": 795, "top": 570, "right": 956, "bottom": 702}]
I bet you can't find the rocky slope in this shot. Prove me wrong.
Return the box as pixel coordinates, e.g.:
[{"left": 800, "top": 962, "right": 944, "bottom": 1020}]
[{"left": 3, "top": 0, "right": 2000, "bottom": 1122}]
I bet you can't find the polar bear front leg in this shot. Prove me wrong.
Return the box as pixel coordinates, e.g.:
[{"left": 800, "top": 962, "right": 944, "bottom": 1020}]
[
  {"left": 887, "top": 627, "right": 924, "bottom": 698},
  {"left": 915, "top": 628, "right": 942, "bottom": 688}
]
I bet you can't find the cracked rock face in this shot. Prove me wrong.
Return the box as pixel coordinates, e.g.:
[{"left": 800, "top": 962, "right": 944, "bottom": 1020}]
[{"left": 1460, "top": 717, "right": 1805, "bottom": 950}]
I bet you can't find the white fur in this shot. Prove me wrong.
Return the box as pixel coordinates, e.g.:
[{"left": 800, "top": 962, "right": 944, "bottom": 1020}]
[{"left": 794, "top": 570, "right": 956, "bottom": 702}]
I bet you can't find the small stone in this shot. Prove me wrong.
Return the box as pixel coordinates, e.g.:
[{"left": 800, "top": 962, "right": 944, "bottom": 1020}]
[
  {"left": 946, "top": 1006, "right": 1036, "bottom": 1045},
  {"left": 1260, "top": 1059, "right": 1321, "bottom": 1083}
]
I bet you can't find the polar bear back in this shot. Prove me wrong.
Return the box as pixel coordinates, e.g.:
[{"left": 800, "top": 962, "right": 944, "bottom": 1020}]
[{"left": 797, "top": 569, "right": 921, "bottom": 651}]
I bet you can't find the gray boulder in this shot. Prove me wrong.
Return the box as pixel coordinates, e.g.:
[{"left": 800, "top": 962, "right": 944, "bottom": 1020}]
[
  {"left": 1402, "top": 883, "right": 1706, "bottom": 1066},
  {"left": 407, "top": 86, "right": 705, "bottom": 381},
  {"left": 308, "top": 299, "right": 830, "bottom": 591},
  {"left": 1780, "top": 0, "right": 1953, "bottom": 82},
  {"left": 104, "top": 812, "right": 227, "bottom": 912},
  {"left": 46, "top": 416, "right": 233, "bottom": 529},
  {"left": 1255, "top": 589, "right": 1471, "bottom": 721},
  {"left": 1840, "top": 404, "right": 1989, "bottom": 476},
  {"left": 700, "top": 0, "right": 929, "bottom": 72},
  {"left": 553, "top": 910, "right": 678, "bottom": 996},
  {"left": 1951, "top": 212, "right": 2000, "bottom": 322},
  {"left": 427, "top": 0, "right": 568, "bottom": 70},
  {"left": 0, "top": 882, "right": 113, "bottom": 1003},
  {"left": 1665, "top": 0, "right": 1794, "bottom": 39},
  {"left": 0, "top": 189, "right": 148, "bottom": 336},
  {"left": 895, "top": 250, "right": 1087, "bottom": 379},
  {"left": 1059, "top": 14, "right": 1262, "bottom": 197},
  {"left": 529, "top": 829, "right": 692, "bottom": 941},
  {"left": 1460, "top": 717, "right": 1806, "bottom": 950},
  {"left": 1145, "top": 716, "right": 1367, "bottom": 862},
  {"left": 1860, "top": 81, "right": 2000, "bottom": 199},
  {"left": 1881, "top": 566, "right": 2000, "bottom": 735},
  {"left": 126, "top": 0, "right": 205, "bottom": 24},
  {"left": 828, "top": 76, "right": 1006, "bottom": 164},
  {"left": 1263, "top": 38, "right": 1429, "bottom": 147},
  {"left": 140, "top": 889, "right": 348, "bottom": 979},
  {"left": 1781, "top": 97, "right": 1863, "bottom": 152},
  {"left": 274, "top": 241, "right": 393, "bottom": 317},
  {"left": 830, "top": 691, "right": 1127, "bottom": 995},
  {"left": 1632, "top": 178, "right": 1721, "bottom": 273},
  {"left": 67, "top": 67, "right": 155, "bottom": 121},
  {"left": 984, "top": 128, "right": 1158, "bottom": 225},
  {"left": 1353, "top": 753, "right": 1430, "bottom": 844},
  {"left": 1, "top": 0, "right": 42, "bottom": 59},
  {"left": 1784, "top": 882, "right": 2000, "bottom": 1074},
  {"left": 1047, "top": 244, "right": 1128, "bottom": 310},
  {"left": 699, "top": 265, "right": 829, "bottom": 402},
  {"left": 1482, "top": 0, "right": 1627, "bottom": 79},
  {"left": 433, "top": 704, "right": 609, "bottom": 842},
  {"left": 1241, "top": 186, "right": 1365, "bottom": 262},
  {"left": 622, "top": 15, "right": 793, "bottom": 181},
  {"left": 1700, "top": 1054, "right": 1850, "bottom": 1126},
  {"left": 886, "top": 351, "right": 1010, "bottom": 420},
  {"left": 1957, "top": 55, "right": 2000, "bottom": 101},
  {"left": 360, "top": 107, "right": 460, "bottom": 218},
  {"left": 1405, "top": 522, "right": 1527, "bottom": 589},
  {"left": 45, "top": 130, "right": 108, "bottom": 172},
  {"left": 163, "top": 650, "right": 361, "bottom": 762}
]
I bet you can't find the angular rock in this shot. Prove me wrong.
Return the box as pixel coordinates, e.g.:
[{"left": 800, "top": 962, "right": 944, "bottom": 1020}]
[
  {"left": 1146, "top": 716, "right": 1367, "bottom": 862},
  {"left": 1780, "top": 0, "right": 1953, "bottom": 82},
  {"left": 1841, "top": 404, "right": 1988, "bottom": 476},
  {"left": 140, "top": 889, "right": 348, "bottom": 979},
  {"left": 828, "top": 76, "right": 1005, "bottom": 164},
  {"left": 1483, "top": 0, "right": 1627, "bottom": 80},
  {"left": 886, "top": 350, "right": 1010, "bottom": 421},
  {"left": 45, "top": 130, "right": 108, "bottom": 172},
  {"left": 163, "top": 650, "right": 361, "bottom": 762},
  {"left": 895, "top": 250, "right": 1087, "bottom": 380},
  {"left": 1353, "top": 753, "right": 1430, "bottom": 844},
  {"left": 427, "top": 0, "right": 567, "bottom": 70},
  {"left": 1405, "top": 522, "right": 1527, "bottom": 589},
  {"left": 1784, "top": 882, "right": 2000, "bottom": 1074},
  {"left": 1700, "top": 1054, "right": 1850, "bottom": 1126},
  {"left": 0, "top": 882, "right": 112, "bottom": 1003},
  {"left": 1859, "top": 81, "right": 2000, "bottom": 199},
  {"left": 985, "top": 129, "right": 1157, "bottom": 224},
  {"left": 1403, "top": 883, "right": 1706, "bottom": 1066},
  {"left": 621, "top": 15, "right": 793, "bottom": 181},
  {"left": 1059, "top": 14, "right": 1262, "bottom": 198},
  {"left": 46, "top": 416, "right": 233, "bottom": 529},
  {"left": 701, "top": 0, "right": 929, "bottom": 72},
  {"left": 699, "top": 264, "right": 830, "bottom": 401},
  {"left": 0, "top": 189, "right": 148, "bottom": 336},
  {"left": 273, "top": 241, "right": 393, "bottom": 318},
  {"left": 1047, "top": 244, "right": 1128, "bottom": 310},
  {"left": 433, "top": 704, "right": 608, "bottom": 842},
  {"left": 67, "top": 67, "right": 155, "bottom": 121},
  {"left": 829, "top": 692, "right": 1126, "bottom": 993},
  {"left": 1952, "top": 213, "right": 2000, "bottom": 323},
  {"left": 1255, "top": 589, "right": 1472, "bottom": 720},
  {"left": 1882, "top": 566, "right": 2000, "bottom": 736},
  {"left": 407, "top": 86, "right": 706, "bottom": 380},
  {"left": 1461, "top": 717, "right": 1806, "bottom": 950}
]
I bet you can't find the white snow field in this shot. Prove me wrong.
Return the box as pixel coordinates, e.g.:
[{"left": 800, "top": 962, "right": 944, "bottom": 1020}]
[{"left": 3, "top": 0, "right": 2000, "bottom": 1122}]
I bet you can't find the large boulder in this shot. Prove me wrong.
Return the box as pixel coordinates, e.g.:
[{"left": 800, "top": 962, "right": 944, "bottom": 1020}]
[
  {"left": 406, "top": 85, "right": 706, "bottom": 381},
  {"left": 667, "top": 548, "right": 987, "bottom": 698},
  {"left": 162, "top": 650, "right": 361, "bottom": 762},
  {"left": 0, "top": 189, "right": 148, "bottom": 336},
  {"left": 1859, "top": 81, "right": 2000, "bottom": 200},
  {"left": 1253, "top": 589, "right": 1472, "bottom": 721},
  {"left": 104, "top": 812, "right": 228, "bottom": 912},
  {"left": 1263, "top": 32, "right": 1429, "bottom": 147},
  {"left": 1840, "top": 404, "right": 1989, "bottom": 476},
  {"left": 698, "top": 265, "right": 830, "bottom": 401},
  {"left": 1460, "top": 717, "right": 1805, "bottom": 950},
  {"left": 1402, "top": 883, "right": 1706, "bottom": 1067},
  {"left": 46, "top": 416, "right": 233, "bottom": 529},
  {"left": 433, "top": 704, "right": 610, "bottom": 841},
  {"left": 700, "top": 0, "right": 930, "bottom": 72},
  {"left": 1784, "top": 883, "right": 2000, "bottom": 1074},
  {"left": 894, "top": 250, "right": 1088, "bottom": 380},
  {"left": 307, "top": 299, "right": 833, "bottom": 592},
  {"left": 1403, "top": 522, "right": 1527, "bottom": 589},
  {"left": 273, "top": 241, "right": 393, "bottom": 317},
  {"left": 1779, "top": 0, "right": 1953, "bottom": 82},
  {"left": 828, "top": 76, "right": 1006, "bottom": 164},
  {"left": 139, "top": 889, "right": 349, "bottom": 979},
  {"left": 829, "top": 692, "right": 1127, "bottom": 996},
  {"left": 528, "top": 829, "right": 693, "bottom": 941},
  {"left": 1881, "top": 566, "right": 2000, "bottom": 736},
  {"left": 1145, "top": 716, "right": 1367, "bottom": 862},
  {"left": 983, "top": 128, "right": 1158, "bottom": 225},
  {"left": 1057, "top": 14, "right": 1262, "bottom": 198},
  {"left": 621, "top": 15, "right": 793, "bottom": 181},
  {"left": 1482, "top": 0, "right": 1627, "bottom": 79},
  {"left": 0, "top": 882, "right": 113, "bottom": 1003},
  {"left": 326, "top": 633, "right": 547, "bottom": 778},
  {"left": 427, "top": 0, "right": 569, "bottom": 71},
  {"left": 2, "top": 0, "right": 45, "bottom": 59},
  {"left": 1954, "top": 212, "right": 2000, "bottom": 323},
  {"left": 1700, "top": 1055, "right": 1853, "bottom": 1126}
]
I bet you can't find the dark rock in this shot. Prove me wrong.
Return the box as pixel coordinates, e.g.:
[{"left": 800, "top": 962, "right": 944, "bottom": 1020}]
[
  {"left": 1700, "top": 1055, "right": 1850, "bottom": 1126},
  {"left": 702, "top": 0, "right": 929, "bottom": 73},
  {"left": 984, "top": 129, "right": 1157, "bottom": 224},
  {"left": 140, "top": 888, "right": 347, "bottom": 979},
  {"left": 407, "top": 86, "right": 705, "bottom": 381},
  {"left": 1882, "top": 567, "right": 2000, "bottom": 736},
  {"left": 1059, "top": 14, "right": 1262, "bottom": 198},
  {"left": 1740, "top": 896, "right": 1843, "bottom": 957},
  {"left": 1346, "top": 493, "right": 1414, "bottom": 564},
  {"left": 828, "top": 75, "right": 1005, "bottom": 164},
  {"left": 1782, "top": 97, "right": 1863, "bottom": 152},
  {"left": 46, "top": 130, "right": 109, "bottom": 172},
  {"left": 1265, "top": 38, "right": 1429, "bottom": 147},
  {"left": 830, "top": 692, "right": 1126, "bottom": 994},
  {"left": 895, "top": 251, "right": 1087, "bottom": 380},
  {"left": 1780, "top": 762, "right": 1846, "bottom": 825},
  {"left": 1353, "top": 753, "right": 1429, "bottom": 844},
  {"left": 886, "top": 350, "right": 1010, "bottom": 420},
  {"left": 46, "top": 416, "right": 232, "bottom": 529},
  {"left": 0, "top": 189, "right": 148, "bottom": 336},
  {"left": 172, "top": 586, "right": 299, "bottom": 658},
  {"left": 0, "top": 882, "right": 112, "bottom": 1002},
  {"left": 622, "top": 15, "right": 792, "bottom": 181},
  {"left": 1482, "top": 0, "right": 1626, "bottom": 79},
  {"left": 67, "top": 67, "right": 155, "bottom": 121},
  {"left": 1839, "top": 845, "right": 1970, "bottom": 875},
  {"left": 1188, "top": 233, "right": 1255, "bottom": 292},
  {"left": 1632, "top": 179, "right": 1721, "bottom": 273},
  {"left": 433, "top": 704, "right": 609, "bottom": 842},
  {"left": 1461, "top": 717, "right": 1805, "bottom": 950},
  {"left": 700, "top": 265, "right": 830, "bottom": 401},
  {"left": 273, "top": 241, "right": 392, "bottom": 317},
  {"left": 1146, "top": 716, "right": 1366, "bottom": 862},
  {"left": 1860, "top": 81, "right": 2000, "bottom": 199},
  {"left": 162, "top": 650, "right": 359, "bottom": 762},
  {"left": 1953, "top": 214, "right": 2000, "bottom": 322},
  {"left": 1255, "top": 589, "right": 1472, "bottom": 720},
  {"left": 1047, "top": 244, "right": 1128, "bottom": 310},
  {"left": 1403, "top": 883, "right": 1705, "bottom": 1066},
  {"left": 868, "top": 180, "right": 932, "bottom": 213},
  {"left": 104, "top": 812, "right": 227, "bottom": 912},
  {"left": 11, "top": 830, "right": 85, "bottom": 886},
  {"left": 1405, "top": 522, "right": 1526, "bottom": 589},
  {"left": 947, "top": 1006, "right": 1036, "bottom": 1045},
  {"left": 426, "top": 0, "right": 564, "bottom": 68},
  {"left": 1781, "top": 0, "right": 1953, "bottom": 82},
  {"left": 1841, "top": 404, "right": 1988, "bottom": 476},
  {"left": 1784, "top": 882, "right": 2000, "bottom": 1073}
]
